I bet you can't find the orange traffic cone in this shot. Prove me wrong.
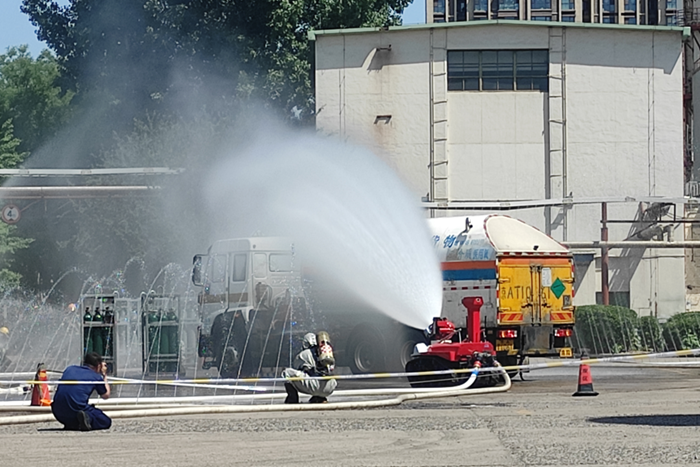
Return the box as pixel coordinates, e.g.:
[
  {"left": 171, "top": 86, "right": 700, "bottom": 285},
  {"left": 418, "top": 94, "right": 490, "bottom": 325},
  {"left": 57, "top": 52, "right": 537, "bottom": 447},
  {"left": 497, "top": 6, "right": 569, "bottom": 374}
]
[
  {"left": 572, "top": 355, "right": 598, "bottom": 397},
  {"left": 30, "top": 363, "right": 51, "bottom": 406}
]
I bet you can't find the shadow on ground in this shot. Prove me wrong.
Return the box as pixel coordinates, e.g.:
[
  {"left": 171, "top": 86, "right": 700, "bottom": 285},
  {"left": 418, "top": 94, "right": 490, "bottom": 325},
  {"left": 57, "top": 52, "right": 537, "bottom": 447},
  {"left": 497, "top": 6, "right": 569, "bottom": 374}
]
[{"left": 589, "top": 414, "right": 700, "bottom": 427}]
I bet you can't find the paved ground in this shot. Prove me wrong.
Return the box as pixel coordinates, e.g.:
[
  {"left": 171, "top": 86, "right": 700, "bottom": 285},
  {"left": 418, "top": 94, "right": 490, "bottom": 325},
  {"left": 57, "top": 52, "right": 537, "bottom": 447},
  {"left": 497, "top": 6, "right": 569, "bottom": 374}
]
[{"left": 1, "top": 363, "right": 700, "bottom": 466}]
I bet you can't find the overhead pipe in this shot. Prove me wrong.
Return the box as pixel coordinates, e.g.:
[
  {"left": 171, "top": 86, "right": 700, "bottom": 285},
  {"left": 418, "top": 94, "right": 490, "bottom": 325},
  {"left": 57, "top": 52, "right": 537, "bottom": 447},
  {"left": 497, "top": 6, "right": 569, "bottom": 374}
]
[
  {"left": 601, "top": 202, "right": 609, "bottom": 305},
  {"left": 563, "top": 241, "right": 700, "bottom": 248},
  {"left": 0, "top": 186, "right": 159, "bottom": 199}
]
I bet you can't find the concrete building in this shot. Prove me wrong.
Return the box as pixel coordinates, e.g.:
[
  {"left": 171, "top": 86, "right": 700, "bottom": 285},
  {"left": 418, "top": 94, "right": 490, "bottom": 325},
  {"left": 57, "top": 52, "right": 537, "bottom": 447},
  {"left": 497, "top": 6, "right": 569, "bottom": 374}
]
[
  {"left": 312, "top": 21, "right": 688, "bottom": 317},
  {"left": 426, "top": 0, "right": 681, "bottom": 25}
]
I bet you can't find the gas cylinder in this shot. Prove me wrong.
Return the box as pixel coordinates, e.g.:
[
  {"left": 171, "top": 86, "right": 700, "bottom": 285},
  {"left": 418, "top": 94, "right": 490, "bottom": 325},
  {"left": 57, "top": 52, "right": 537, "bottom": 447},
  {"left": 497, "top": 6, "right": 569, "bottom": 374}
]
[
  {"left": 92, "top": 308, "right": 104, "bottom": 355},
  {"left": 159, "top": 310, "right": 170, "bottom": 356},
  {"left": 147, "top": 309, "right": 160, "bottom": 355},
  {"left": 316, "top": 331, "right": 335, "bottom": 370},
  {"left": 83, "top": 307, "right": 93, "bottom": 353},
  {"left": 166, "top": 309, "right": 179, "bottom": 355},
  {"left": 102, "top": 307, "right": 114, "bottom": 357}
]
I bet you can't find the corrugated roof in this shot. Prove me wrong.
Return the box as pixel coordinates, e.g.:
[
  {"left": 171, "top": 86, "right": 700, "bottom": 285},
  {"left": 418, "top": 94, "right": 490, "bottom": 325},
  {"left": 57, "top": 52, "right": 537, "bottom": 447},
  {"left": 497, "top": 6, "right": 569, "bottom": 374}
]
[{"left": 309, "top": 19, "right": 689, "bottom": 40}]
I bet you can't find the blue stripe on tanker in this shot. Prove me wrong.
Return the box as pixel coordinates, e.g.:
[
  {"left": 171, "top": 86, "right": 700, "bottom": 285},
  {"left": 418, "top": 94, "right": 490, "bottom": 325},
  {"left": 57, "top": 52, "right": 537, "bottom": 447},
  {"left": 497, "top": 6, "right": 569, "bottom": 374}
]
[{"left": 442, "top": 269, "right": 497, "bottom": 281}]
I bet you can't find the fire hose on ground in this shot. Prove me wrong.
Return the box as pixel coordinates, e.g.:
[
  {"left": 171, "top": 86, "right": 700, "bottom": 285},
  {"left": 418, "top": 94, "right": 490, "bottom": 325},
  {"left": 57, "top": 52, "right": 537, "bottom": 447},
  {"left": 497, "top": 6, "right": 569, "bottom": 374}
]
[{"left": 0, "top": 365, "right": 510, "bottom": 425}]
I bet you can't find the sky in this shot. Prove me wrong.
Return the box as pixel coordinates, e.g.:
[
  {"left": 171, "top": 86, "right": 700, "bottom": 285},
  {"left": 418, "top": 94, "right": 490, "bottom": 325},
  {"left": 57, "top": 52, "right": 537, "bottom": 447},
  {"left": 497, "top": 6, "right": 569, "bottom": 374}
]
[{"left": 1, "top": 0, "right": 426, "bottom": 57}]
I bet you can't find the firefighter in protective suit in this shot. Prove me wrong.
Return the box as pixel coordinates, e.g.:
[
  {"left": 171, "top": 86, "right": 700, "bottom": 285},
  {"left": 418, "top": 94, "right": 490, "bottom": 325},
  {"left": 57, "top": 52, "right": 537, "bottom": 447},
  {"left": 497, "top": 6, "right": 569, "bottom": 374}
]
[{"left": 282, "top": 332, "right": 337, "bottom": 404}]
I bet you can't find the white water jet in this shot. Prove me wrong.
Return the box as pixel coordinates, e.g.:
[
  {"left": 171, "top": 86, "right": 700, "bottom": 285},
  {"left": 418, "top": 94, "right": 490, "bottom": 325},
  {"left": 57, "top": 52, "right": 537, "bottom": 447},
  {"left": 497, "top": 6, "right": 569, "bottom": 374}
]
[{"left": 204, "top": 130, "right": 442, "bottom": 329}]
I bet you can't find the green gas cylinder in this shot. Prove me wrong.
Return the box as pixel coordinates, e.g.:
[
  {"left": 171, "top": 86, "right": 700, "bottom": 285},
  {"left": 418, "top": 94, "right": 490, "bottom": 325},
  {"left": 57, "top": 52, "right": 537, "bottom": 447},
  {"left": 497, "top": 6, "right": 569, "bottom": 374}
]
[
  {"left": 166, "top": 309, "right": 179, "bottom": 355},
  {"left": 147, "top": 309, "right": 160, "bottom": 355},
  {"left": 103, "top": 307, "right": 114, "bottom": 357},
  {"left": 83, "top": 307, "right": 93, "bottom": 353},
  {"left": 159, "top": 311, "right": 170, "bottom": 356},
  {"left": 92, "top": 309, "right": 104, "bottom": 355}
]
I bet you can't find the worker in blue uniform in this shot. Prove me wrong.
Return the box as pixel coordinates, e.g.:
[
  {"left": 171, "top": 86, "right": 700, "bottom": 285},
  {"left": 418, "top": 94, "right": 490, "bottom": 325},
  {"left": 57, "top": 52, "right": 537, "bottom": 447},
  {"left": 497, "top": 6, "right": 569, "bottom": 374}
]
[{"left": 51, "top": 352, "right": 112, "bottom": 431}]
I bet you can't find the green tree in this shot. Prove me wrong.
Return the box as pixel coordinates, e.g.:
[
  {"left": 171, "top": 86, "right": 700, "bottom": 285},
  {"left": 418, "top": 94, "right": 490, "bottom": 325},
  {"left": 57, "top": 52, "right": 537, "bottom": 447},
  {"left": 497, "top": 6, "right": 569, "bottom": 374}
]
[
  {"left": 0, "top": 224, "right": 33, "bottom": 291},
  {"left": 0, "top": 46, "right": 74, "bottom": 154},
  {"left": 0, "top": 119, "right": 26, "bottom": 168},
  {"left": 0, "top": 119, "right": 32, "bottom": 290},
  {"left": 21, "top": 0, "right": 410, "bottom": 124}
]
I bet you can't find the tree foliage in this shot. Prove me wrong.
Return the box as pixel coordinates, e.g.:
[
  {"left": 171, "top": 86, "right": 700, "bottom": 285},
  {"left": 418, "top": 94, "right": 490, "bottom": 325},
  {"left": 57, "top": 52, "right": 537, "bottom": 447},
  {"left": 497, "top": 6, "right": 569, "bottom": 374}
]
[
  {"left": 0, "top": 46, "right": 74, "bottom": 154},
  {"left": 0, "top": 120, "right": 26, "bottom": 169},
  {"left": 21, "top": 0, "right": 410, "bottom": 123},
  {"left": 0, "top": 221, "right": 33, "bottom": 291}
]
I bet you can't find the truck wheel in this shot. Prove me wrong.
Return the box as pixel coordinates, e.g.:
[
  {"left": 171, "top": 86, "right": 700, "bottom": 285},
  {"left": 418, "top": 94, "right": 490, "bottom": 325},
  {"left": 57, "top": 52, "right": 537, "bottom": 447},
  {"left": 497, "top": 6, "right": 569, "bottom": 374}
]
[
  {"left": 389, "top": 329, "right": 428, "bottom": 373},
  {"left": 213, "top": 312, "right": 251, "bottom": 379},
  {"left": 500, "top": 355, "right": 520, "bottom": 379},
  {"left": 219, "top": 346, "right": 240, "bottom": 379},
  {"left": 347, "top": 329, "right": 385, "bottom": 374}
]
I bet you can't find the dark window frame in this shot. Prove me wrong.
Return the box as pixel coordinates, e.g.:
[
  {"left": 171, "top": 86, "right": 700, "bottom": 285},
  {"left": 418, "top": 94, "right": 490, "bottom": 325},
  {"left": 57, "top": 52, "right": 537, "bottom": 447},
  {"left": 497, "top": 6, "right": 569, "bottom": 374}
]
[{"left": 447, "top": 49, "right": 549, "bottom": 92}]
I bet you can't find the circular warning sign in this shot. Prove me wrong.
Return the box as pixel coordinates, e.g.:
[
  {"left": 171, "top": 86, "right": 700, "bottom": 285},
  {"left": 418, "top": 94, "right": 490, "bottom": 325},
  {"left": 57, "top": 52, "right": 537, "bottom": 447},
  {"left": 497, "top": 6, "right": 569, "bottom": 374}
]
[{"left": 1, "top": 204, "right": 21, "bottom": 224}]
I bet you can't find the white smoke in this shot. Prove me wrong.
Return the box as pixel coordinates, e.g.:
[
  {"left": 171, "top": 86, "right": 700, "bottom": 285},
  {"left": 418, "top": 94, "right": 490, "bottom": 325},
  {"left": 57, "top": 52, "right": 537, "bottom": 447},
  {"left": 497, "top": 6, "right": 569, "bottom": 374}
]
[{"left": 203, "top": 129, "right": 442, "bottom": 329}]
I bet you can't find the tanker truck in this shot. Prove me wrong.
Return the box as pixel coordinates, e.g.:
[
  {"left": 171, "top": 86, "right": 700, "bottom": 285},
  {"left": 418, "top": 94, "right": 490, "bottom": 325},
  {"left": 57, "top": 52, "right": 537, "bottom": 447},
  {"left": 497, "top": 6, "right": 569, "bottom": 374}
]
[
  {"left": 425, "top": 215, "right": 575, "bottom": 374},
  {"left": 191, "top": 215, "right": 574, "bottom": 378}
]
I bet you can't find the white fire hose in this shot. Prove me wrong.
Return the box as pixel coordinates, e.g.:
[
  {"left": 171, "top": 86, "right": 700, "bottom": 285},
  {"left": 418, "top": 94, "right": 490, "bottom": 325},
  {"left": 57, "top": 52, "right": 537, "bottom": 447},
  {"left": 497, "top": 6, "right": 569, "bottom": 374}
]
[{"left": 0, "top": 366, "right": 510, "bottom": 426}]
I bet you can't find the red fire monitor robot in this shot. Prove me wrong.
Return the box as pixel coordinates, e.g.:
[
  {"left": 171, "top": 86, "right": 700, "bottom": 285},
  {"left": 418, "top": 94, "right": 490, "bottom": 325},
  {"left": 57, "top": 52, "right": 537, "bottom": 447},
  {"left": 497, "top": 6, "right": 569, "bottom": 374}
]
[{"left": 405, "top": 297, "right": 501, "bottom": 388}]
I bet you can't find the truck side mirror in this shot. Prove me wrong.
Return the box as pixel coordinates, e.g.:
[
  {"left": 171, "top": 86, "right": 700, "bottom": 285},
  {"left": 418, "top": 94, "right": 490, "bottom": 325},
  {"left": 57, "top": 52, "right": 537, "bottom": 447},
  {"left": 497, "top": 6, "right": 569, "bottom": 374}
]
[{"left": 192, "top": 254, "right": 206, "bottom": 286}]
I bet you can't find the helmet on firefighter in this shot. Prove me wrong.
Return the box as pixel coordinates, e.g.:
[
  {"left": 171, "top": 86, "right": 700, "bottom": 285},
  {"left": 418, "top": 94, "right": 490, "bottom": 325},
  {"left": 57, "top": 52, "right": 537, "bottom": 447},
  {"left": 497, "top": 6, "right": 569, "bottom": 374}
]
[
  {"left": 0, "top": 327, "right": 8, "bottom": 336},
  {"left": 302, "top": 333, "right": 317, "bottom": 349}
]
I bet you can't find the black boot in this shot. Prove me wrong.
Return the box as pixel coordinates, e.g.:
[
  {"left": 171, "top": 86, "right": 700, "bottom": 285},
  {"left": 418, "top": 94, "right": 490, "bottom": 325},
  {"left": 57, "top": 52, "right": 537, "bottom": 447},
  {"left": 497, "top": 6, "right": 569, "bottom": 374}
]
[
  {"left": 308, "top": 396, "right": 328, "bottom": 404},
  {"left": 284, "top": 383, "right": 299, "bottom": 404}
]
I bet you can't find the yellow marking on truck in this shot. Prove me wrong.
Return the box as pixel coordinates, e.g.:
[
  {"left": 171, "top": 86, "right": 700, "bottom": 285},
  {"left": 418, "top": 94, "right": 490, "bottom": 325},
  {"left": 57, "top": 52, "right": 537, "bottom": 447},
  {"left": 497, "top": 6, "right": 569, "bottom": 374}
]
[{"left": 496, "top": 339, "right": 514, "bottom": 351}]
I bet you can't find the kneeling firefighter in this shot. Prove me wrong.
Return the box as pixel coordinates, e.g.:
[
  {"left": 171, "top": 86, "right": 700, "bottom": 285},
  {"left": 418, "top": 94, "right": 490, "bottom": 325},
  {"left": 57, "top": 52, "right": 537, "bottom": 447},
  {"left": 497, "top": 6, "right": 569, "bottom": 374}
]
[{"left": 282, "top": 331, "right": 337, "bottom": 404}]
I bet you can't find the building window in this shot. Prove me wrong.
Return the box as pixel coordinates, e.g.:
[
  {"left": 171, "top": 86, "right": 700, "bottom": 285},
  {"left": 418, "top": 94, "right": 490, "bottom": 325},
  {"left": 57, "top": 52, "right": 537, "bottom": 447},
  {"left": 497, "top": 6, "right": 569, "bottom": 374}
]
[
  {"left": 624, "top": 16, "right": 637, "bottom": 23},
  {"left": 595, "top": 292, "right": 630, "bottom": 308},
  {"left": 561, "top": 0, "right": 575, "bottom": 9},
  {"left": 434, "top": 0, "right": 446, "bottom": 14},
  {"left": 448, "top": 50, "right": 548, "bottom": 92},
  {"left": 561, "top": 14, "right": 576, "bottom": 21},
  {"left": 482, "top": 51, "right": 514, "bottom": 90},
  {"left": 499, "top": 0, "right": 519, "bottom": 10},
  {"left": 624, "top": 0, "right": 636, "bottom": 11},
  {"left": 433, "top": 0, "right": 446, "bottom": 21},
  {"left": 667, "top": 0, "right": 678, "bottom": 9},
  {"left": 666, "top": 14, "right": 678, "bottom": 25},
  {"left": 475, "top": 0, "right": 488, "bottom": 11},
  {"left": 602, "top": 15, "right": 618, "bottom": 23},
  {"left": 531, "top": 0, "right": 552, "bottom": 9},
  {"left": 532, "top": 15, "right": 552, "bottom": 20},
  {"left": 603, "top": 0, "right": 616, "bottom": 12}
]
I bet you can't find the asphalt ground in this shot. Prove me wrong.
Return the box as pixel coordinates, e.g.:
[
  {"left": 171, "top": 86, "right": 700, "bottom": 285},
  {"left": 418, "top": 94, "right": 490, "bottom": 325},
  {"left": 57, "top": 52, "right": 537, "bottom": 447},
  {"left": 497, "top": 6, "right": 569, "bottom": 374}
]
[{"left": 1, "top": 362, "right": 700, "bottom": 466}]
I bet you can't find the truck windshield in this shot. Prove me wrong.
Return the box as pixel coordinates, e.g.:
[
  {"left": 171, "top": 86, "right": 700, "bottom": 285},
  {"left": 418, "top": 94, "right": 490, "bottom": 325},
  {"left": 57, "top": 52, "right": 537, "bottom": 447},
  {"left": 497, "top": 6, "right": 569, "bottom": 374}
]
[
  {"left": 253, "top": 253, "right": 267, "bottom": 278},
  {"left": 269, "top": 254, "right": 293, "bottom": 272},
  {"left": 210, "top": 255, "right": 226, "bottom": 283}
]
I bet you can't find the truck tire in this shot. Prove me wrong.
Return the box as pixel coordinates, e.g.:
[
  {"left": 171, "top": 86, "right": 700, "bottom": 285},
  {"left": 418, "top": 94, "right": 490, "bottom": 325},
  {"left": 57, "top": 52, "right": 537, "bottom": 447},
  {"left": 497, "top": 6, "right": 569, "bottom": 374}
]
[
  {"left": 388, "top": 328, "right": 428, "bottom": 373},
  {"left": 347, "top": 328, "right": 386, "bottom": 374},
  {"left": 213, "top": 312, "right": 253, "bottom": 379},
  {"left": 500, "top": 355, "right": 520, "bottom": 379}
]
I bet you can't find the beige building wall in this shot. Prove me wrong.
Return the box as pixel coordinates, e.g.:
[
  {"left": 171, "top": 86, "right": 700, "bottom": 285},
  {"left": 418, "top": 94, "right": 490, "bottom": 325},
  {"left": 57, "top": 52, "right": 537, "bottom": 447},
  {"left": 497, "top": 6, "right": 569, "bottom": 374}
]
[{"left": 314, "top": 22, "right": 686, "bottom": 317}]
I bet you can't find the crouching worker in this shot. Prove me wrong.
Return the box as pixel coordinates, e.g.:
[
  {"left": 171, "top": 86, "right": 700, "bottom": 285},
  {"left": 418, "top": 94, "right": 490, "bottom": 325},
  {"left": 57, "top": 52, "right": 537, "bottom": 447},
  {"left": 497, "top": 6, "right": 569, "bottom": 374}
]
[
  {"left": 282, "top": 332, "right": 337, "bottom": 404},
  {"left": 51, "top": 352, "right": 111, "bottom": 431}
]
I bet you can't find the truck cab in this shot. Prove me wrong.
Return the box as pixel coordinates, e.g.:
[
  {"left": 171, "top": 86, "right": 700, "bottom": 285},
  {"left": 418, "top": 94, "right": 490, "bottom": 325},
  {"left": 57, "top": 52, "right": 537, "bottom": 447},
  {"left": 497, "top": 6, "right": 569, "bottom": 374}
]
[
  {"left": 192, "top": 237, "right": 310, "bottom": 377},
  {"left": 192, "top": 237, "right": 428, "bottom": 377}
]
